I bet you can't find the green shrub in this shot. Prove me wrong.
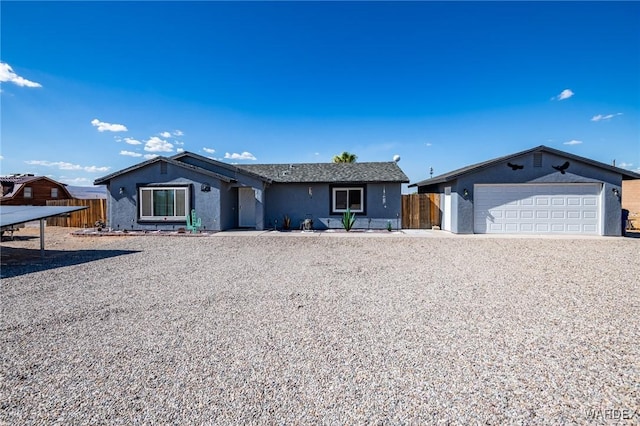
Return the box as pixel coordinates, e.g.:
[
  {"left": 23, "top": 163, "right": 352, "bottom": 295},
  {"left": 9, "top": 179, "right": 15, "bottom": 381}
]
[{"left": 341, "top": 208, "right": 356, "bottom": 231}]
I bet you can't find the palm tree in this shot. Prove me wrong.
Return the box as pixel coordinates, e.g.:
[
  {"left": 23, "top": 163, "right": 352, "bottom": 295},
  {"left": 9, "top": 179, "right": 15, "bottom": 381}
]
[{"left": 332, "top": 151, "right": 357, "bottom": 163}]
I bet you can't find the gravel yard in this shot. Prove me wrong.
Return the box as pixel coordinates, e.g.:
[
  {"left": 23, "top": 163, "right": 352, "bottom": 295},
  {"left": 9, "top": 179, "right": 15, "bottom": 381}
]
[{"left": 1, "top": 228, "right": 639, "bottom": 424}]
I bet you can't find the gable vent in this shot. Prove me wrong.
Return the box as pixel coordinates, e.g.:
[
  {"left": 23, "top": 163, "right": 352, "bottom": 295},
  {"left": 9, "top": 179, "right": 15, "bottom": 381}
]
[
  {"left": 160, "top": 162, "right": 168, "bottom": 174},
  {"left": 533, "top": 153, "right": 542, "bottom": 168}
]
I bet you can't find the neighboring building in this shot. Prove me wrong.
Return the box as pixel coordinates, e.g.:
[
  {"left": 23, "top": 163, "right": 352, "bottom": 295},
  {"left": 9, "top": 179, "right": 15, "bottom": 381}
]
[
  {"left": 0, "top": 174, "right": 73, "bottom": 206},
  {"left": 622, "top": 179, "right": 640, "bottom": 229},
  {"left": 94, "top": 152, "right": 409, "bottom": 232},
  {"left": 409, "top": 145, "right": 640, "bottom": 236}
]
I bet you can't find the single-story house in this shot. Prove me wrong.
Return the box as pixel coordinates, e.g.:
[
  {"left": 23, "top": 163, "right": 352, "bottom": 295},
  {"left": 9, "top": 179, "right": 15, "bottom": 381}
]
[
  {"left": 94, "top": 152, "right": 409, "bottom": 232},
  {"left": 409, "top": 145, "right": 640, "bottom": 236},
  {"left": 1, "top": 174, "right": 73, "bottom": 206}
]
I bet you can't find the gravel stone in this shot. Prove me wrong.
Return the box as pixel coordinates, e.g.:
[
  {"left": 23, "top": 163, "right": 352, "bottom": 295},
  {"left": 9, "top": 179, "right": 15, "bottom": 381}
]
[{"left": 1, "top": 229, "right": 639, "bottom": 424}]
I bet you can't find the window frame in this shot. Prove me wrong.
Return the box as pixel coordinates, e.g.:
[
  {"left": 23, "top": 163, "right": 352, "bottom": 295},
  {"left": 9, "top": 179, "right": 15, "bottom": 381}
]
[
  {"left": 24, "top": 187, "right": 33, "bottom": 198},
  {"left": 138, "top": 184, "right": 190, "bottom": 222},
  {"left": 51, "top": 188, "right": 59, "bottom": 198},
  {"left": 330, "top": 185, "right": 366, "bottom": 215}
]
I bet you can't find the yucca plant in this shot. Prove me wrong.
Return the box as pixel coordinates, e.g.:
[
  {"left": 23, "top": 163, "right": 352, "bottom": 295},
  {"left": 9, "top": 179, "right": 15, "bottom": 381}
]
[{"left": 341, "top": 208, "right": 356, "bottom": 231}]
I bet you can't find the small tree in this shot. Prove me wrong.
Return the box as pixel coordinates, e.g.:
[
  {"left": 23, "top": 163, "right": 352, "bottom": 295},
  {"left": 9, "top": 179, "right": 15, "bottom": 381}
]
[{"left": 332, "top": 151, "right": 357, "bottom": 163}]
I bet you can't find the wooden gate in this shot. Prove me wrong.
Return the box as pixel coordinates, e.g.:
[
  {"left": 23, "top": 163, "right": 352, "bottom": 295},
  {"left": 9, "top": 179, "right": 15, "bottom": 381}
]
[
  {"left": 46, "top": 199, "right": 107, "bottom": 227},
  {"left": 402, "top": 193, "right": 440, "bottom": 229}
]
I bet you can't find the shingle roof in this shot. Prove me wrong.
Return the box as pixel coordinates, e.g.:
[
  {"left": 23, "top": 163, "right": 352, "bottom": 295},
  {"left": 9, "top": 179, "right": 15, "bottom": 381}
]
[
  {"left": 237, "top": 162, "right": 409, "bottom": 183},
  {"left": 93, "top": 153, "right": 409, "bottom": 186},
  {"left": 409, "top": 145, "right": 640, "bottom": 187},
  {"left": 1, "top": 175, "right": 72, "bottom": 200},
  {"left": 94, "top": 156, "right": 237, "bottom": 185},
  {"left": 0, "top": 175, "right": 41, "bottom": 184}
]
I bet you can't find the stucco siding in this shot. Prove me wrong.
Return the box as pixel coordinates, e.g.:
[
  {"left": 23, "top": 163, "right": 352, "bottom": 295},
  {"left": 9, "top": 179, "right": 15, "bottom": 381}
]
[
  {"left": 263, "top": 182, "right": 403, "bottom": 230},
  {"left": 416, "top": 151, "right": 625, "bottom": 235},
  {"left": 105, "top": 162, "right": 224, "bottom": 231}
]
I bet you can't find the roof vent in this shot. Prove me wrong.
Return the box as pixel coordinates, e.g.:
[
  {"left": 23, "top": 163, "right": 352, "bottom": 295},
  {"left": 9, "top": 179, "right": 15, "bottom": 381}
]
[
  {"left": 533, "top": 153, "right": 542, "bottom": 168},
  {"left": 282, "top": 170, "right": 289, "bottom": 176}
]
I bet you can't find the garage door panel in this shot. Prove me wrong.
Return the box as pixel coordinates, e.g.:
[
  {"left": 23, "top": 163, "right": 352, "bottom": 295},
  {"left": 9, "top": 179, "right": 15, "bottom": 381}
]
[
  {"left": 520, "top": 210, "right": 534, "bottom": 219},
  {"left": 475, "top": 184, "right": 600, "bottom": 235}
]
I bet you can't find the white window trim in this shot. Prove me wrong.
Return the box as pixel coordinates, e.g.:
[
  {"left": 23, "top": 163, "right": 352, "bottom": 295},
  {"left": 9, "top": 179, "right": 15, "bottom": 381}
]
[
  {"left": 138, "top": 186, "right": 189, "bottom": 221},
  {"left": 332, "top": 186, "right": 365, "bottom": 214}
]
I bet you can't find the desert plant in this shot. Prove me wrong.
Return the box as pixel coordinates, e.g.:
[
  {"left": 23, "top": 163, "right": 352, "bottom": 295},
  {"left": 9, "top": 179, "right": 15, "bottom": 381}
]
[
  {"left": 283, "top": 214, "right": 291, "bottom": 230},
  {"left": 387, "top": 220, "right": 393, "bottom": 232},
  {"left": 341, "top": 208, "right": 356, "bottom": 231}
]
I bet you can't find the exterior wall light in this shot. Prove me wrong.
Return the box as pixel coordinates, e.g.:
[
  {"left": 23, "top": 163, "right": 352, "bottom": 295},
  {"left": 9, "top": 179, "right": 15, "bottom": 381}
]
[
  {"left": 463, "top": 188, "right": 470, "bottom": 198},
  {"left": 119, "top": 187, "right": 125, "bottom": 195}
]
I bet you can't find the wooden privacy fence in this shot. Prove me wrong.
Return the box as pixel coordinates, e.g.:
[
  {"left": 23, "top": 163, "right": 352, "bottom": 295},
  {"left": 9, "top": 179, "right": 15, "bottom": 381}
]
[
  {"left": 46, "top": 199, "right": 107, "bottom": 228},
  {"left": 402, "top": 193, "right": 441, "bottom": 229}
]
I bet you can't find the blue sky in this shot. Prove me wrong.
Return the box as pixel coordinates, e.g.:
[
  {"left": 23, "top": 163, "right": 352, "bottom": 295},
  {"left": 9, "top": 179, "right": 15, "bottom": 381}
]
[{"left": 1, "top": 1, "right": 639, "bottom": 190}]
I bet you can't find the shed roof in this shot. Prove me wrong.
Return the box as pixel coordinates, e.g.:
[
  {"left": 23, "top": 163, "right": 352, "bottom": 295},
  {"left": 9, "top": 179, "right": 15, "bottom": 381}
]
[
  {"left": 238, "top": 162, "right": 409, "bottom": 184},
  {"left": 410, "top": 145, "right": 640, "bottom": 188}
]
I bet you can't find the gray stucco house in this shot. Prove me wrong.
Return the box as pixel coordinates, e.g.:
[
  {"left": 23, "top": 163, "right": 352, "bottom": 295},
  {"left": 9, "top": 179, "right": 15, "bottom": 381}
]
[
  {"left": 409, "top": 145, "right": 640, "bottom": 236},
  {"left": 94, "top": 152, "right": 409, "bottom": 232}
]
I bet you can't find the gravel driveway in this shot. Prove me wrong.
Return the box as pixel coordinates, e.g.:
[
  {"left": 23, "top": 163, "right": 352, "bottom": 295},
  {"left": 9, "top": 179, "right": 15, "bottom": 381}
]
[{"left": 1, "top": 231, "right": 639, "bottom": 424}]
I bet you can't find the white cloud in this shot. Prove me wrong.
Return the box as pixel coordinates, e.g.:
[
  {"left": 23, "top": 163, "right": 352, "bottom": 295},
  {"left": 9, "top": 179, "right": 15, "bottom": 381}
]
[
  {"left": 160, "top": 131, "right": 172, "bottom": 138},
  {"left": 618, "top": 162, "right": 633, "bottom": 169},
  {"left": 176, "top": 148, "right": 185, "bottom": 153},
  {"left": 0, "top": 62, "right": 42, "bottom": 88},
  {"left": 26, "top": 160, "right": 81, "bottom": 170},
  {"left": 174, "top": 141, "right": 184, "bottom": 146},
  {"left": 425, "top": 142, "right": 432, "bottom": 147},
  {"left": 144, "top": 136, "right": 173, "bottom": 152},
  {"left": 123, "top": 137, "right": 142, "bottom": 145},
  {"left": 84, "top": 165, "right": 110, "bottom": 173},
  {"left": 0, "top": 155, "right": 4, "bottom": 160},
  {"left": 591, "top": 113, "right": 623, "bottom": 122},
  {"left": 173, "top": 130, "right": 184, "bottom": 136},
  {"left": 91, "top": 118, "right": 128, "bottom": 132},
  {"left": 203, "top": 147, "right": 216, "bottom": 154},
  {"left": 144, "top": 154, "right": 159, "bottom": 160},
  {"left": 552, "top": 89, "right": 574, "bottom": 101},
  {"left": 25, "top": 160, "right": 109, "bottom": 172},
  {"left": 224, "top": 151, "right": 257, "bottom": 161},
  {"left": 60, "top": 177, "right": 92, "bottom": 185},
  {"left": 120, "top": 150, "right": 143, "bottom": 157},
  {"left": 564, "top": 140, "right": 583, "bottom": 145}
]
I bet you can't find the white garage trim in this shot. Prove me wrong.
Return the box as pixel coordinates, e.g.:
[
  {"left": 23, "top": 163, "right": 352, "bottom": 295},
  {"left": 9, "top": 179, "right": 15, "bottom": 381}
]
[{"left": 474, "top": 183, "right": 602, "bottom": 235}]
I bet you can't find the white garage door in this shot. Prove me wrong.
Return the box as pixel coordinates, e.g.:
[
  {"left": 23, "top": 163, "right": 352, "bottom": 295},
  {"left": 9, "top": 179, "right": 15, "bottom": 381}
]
[{"left": 474, "top": 184, "right": 601, "bottom": 234}]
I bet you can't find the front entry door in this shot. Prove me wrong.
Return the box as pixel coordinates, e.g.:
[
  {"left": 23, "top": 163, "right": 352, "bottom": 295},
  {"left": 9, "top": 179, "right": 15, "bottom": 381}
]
[{"left": 238, "top": 187, "right": 256, "bottom": 228}]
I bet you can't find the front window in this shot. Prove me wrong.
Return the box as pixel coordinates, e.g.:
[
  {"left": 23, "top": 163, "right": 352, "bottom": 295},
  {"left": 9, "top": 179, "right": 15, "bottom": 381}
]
[
  {"left": 24, "top": 187, "right": 32, "bottom": 198},
  {"left": 139, "top": 186, "right": 188, "bottom": 221},
  {"left": 331, "top": 186, "right": 365, "bottom": 214},
  {"left": 51, "top": 188, "right": 58, "bottom": 198}
]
